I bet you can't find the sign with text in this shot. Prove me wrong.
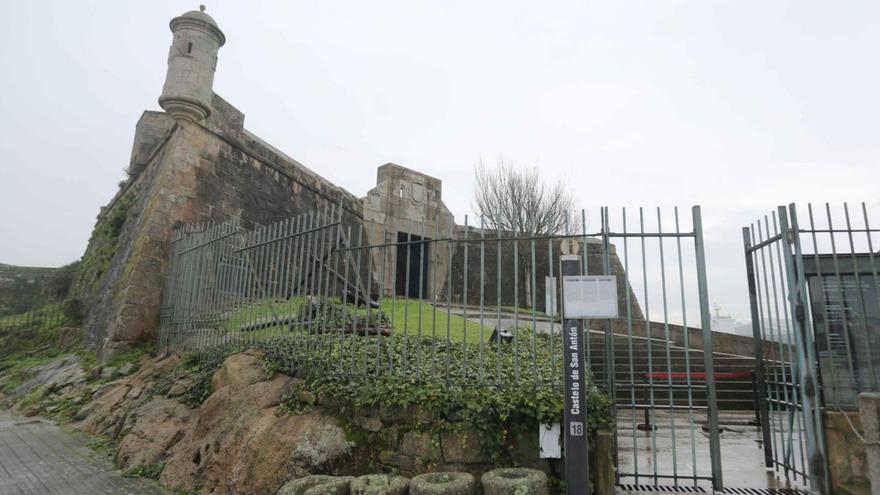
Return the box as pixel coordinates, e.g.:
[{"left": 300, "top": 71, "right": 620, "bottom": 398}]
[
  {"left": 539, "top": 422, "right": 561, "bottom": 458},
  {"left": 559, "top": 255, "right": 590, "bottom": 495},
  {"left": 562, "top": 275, "right": 619, "bottom": 319}
]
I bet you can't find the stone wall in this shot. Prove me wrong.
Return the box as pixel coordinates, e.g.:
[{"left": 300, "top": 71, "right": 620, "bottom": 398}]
[
  {"left": 0, "top": 263, "right": 69, "bottom": 314},
  {"left": 592, "top": 319, "right": 780, "bottom": 359},
  {"left": 362, "top": 163, "right": 455, "bottom": 299},
  {"left": 447, "top": 230, "right": 645, "bottom": 320},
  {"left": 824, "top": 410, "right": 870, "bottom": 494},
  {"left": 74, "top": 94, "right": 363, "bottom": 354}
]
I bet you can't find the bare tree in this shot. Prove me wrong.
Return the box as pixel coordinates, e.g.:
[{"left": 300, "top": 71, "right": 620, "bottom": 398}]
[
  {"left": 472, "top": 157, "right": 575, "bottom": 307},
  {"left": 473, "top": 157, "right": 574, "bottom": 235}
]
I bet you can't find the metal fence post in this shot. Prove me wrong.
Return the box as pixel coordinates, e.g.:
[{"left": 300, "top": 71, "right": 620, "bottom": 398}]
[
  {"left": 601, "top": 207, "right": 617, "bottom": 408},
  {"left": 692, "top": 206, "right": 723, "bottom": 491},
  {"left": 780, "top": 204, "right": 830, "bottom": 495},
  {"left": 743, "top": 227, "right": 774, "bottom": 468}
]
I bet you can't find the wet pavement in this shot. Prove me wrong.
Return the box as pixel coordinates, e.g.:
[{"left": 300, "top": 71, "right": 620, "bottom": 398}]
[
  {"left": 0, "top": 410, "right": 166, "bottom": 495},
  {"left": 614, "top": 410, "right": 810, "bottom": 492}
]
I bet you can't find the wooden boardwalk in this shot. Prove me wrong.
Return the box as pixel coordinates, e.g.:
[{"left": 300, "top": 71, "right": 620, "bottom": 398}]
[{"left": 0, "top": 410, "right": 166, "bottom": 495}]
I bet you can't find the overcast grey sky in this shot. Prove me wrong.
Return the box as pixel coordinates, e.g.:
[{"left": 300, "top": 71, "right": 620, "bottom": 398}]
[{"left": 1, "top": 1, "right": 877, "bottom": 323}]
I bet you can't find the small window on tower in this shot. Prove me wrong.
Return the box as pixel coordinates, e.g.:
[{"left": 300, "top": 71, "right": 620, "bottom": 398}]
[{"left": 187, "top": 42, "right": 193, "bottom": 54}]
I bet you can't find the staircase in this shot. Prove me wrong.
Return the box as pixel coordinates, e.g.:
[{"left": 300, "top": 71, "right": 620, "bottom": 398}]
[{"left": 585, "top": 330, "right": 759, "bottom": 411}]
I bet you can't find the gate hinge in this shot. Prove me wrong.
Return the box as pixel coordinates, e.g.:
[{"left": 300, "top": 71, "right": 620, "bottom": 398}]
[{"left": 795, "top": 302, "right": 805, "bottom": 324}]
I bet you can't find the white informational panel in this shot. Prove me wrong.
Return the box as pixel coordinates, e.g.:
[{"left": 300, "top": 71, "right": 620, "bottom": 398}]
[
  {"left": 544, "top": 276, "right": 557, "bottom": 317},
  {"left": 562, "top": 275, "right": 619, "bottom": 319},
  {"left": 539, "top": 422, "right": 561, "bottom": 458}
]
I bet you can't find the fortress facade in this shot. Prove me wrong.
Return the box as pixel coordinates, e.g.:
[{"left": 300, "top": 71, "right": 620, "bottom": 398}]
[{"left": 71, "top": 8, "right": 636, "bottom": 353}]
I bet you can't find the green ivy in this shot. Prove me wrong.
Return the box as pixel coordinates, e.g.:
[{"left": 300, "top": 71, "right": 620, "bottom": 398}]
[
  {"left": 183, "top": 328, "right": 614, "bottom": 472},
  {"left": 276, "top": 381, "right": 315, "bottom": 416},
  {"left": 124, "top": 462, "right": 165, "bottom": 480},
  {"left": 185, "top": 327, "right": 613, "bottom": 466}
]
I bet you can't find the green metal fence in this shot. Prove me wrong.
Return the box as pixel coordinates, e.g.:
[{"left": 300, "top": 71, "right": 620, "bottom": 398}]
[
  {"left": 158, "top": 203, "right": 724, "bottom": 491},
  {"left": 0, "top": 304, "right": 66, "bottom": 332},
  {"left": 743, "top": 202, "right": 880, "bottom": 494},
  {"left": 159, "top": 203, "right": 589, "bottom": 388},
  {"left": 589, "top": 206, "right": 722, "bottom": 491}
]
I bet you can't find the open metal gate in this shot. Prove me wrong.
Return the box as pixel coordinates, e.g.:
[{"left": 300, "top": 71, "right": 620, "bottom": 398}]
[
  {"left": 587, "top": 206, "right": 724, "bottom": 491},
  {"left": 743, "top": 202, "right": 880, "bottom": 495}
]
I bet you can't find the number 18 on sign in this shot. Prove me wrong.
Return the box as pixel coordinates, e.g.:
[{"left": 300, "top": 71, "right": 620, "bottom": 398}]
[{"left": 560, "top": 254, "right": 589, "bottom": 495}]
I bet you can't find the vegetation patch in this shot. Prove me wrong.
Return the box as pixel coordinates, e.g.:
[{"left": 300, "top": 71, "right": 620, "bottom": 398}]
[
  {"left": 86, "top": 433, "right": 119, "bottom": 459},
  {"left": 151, "top": 347, "right": 237, "bottom": 408},
  {"left": 124, "top": 462, "right": 165, "bottom": 480},
  {"left": 0, "top": 307, "right": 79, "bottom": 395},
  {"left": 277, "top": 380, "right": 316, "bottom": 416},
  {"left": 103, "top": 195, "right": 134, "bottom": 239},
  {"left": 72, "top": 192, "right": 136, "bottom": 299},
  {"left": 0, "top": 303, "right": 153, "bottom": 421},
  {"left": 187, "top": 324, "right": 612, "bottom": 468}
]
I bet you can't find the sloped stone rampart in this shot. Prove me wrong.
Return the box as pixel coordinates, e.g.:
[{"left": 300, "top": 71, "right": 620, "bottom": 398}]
[{"left": 74, "top": 97, "right": 364, "bottom": 355}]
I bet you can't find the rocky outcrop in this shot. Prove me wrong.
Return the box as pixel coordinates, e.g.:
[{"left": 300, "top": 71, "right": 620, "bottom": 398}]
[
  {"left": 115, "top": 398, "right": 194, "bottom": 470},
  {"left": 7, "top": 355, "right": 86, "bottom": 406},
  {"left": 62, "top": 349, "right": 357, "bottom": 494},
  {"left": 77, "top": 354, "right": 179, "bottom": 438},
  {"left": 209, "top": 350, "right": 270, "bottom": 390},
  {"left": 158, "top": 351, "right": 356, "bottom": 494},
  {"left": 1, "top": 349, "right": 574, "bottom": 494}
]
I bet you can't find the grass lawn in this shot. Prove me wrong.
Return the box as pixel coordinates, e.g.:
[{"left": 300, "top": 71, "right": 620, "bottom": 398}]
[
  {"left": 218, "top": 297, "right": 501, "bottom": 345},
  {"left": 222, "top": 299, "right": 304, "bottom": 332},
  {"left": 380, "top": 299, "right": 492, "bottom": 345}
]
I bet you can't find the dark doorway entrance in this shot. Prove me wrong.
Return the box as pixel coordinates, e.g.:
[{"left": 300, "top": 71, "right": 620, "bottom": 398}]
[{"left": 396, "top": 232, "right": 430, "bottom": 298}]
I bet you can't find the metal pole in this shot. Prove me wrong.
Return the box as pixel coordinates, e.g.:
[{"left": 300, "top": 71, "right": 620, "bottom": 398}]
[
  {"left": 743, "top": 227, "right": 774, "bottom": 468},
  {"left": 639, "top": 207, "right": 659, "bottom": 485},
  {"left": 692, "top": 205, "right": 723, "bottom": 491},
  {"left": 623, "top": 207, "right": 640, "bottom": 484},
  {"left": 783, "top": 204, "right": 830, "bottom": 494},
  {"left": 602, "top": 208, "right": 616, "bottom": 407},
  {"left": 560, "top": 252, "right": 590, "bottom": 495},
  {"left": 675, "top": 207, "right": 699, "bottom": 487}
]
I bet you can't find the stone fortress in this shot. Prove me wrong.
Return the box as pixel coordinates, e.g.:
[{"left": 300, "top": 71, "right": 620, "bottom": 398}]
[{"left": 68, "top": 7, "right": 635, "bottom": 353}]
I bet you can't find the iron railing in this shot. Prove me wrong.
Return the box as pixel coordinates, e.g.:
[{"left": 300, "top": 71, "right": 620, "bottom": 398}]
[
  {"left": 158, "top": 203, "right": 726, "bottom": 490},
  {"left": 159, "top": 203, "right": 605, "bottom": 388},
  {"left": 0, "top": 304, "right": 66, "bottom": 332},
  {"left": 743, "top": 202, "right": 880, "bottom": 494}
]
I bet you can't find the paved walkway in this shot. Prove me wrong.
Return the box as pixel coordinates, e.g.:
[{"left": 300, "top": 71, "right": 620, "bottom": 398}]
[
  {"left": 0, "top": 410, "right": 166, "bottom": 495},
  {"left": 615, "top": 410, "right": 810, "bottom": 492}
]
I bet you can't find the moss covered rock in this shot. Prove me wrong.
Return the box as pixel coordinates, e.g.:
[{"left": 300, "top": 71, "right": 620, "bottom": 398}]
[
  {"left": 304, "top": 476, "right": 354, "bottom": 495},
  {"left": 350, "top": 474, "right": 409, "bottom": 495},
  {"left": 481, "top": 468, "right": 548, "bottom": 495},
  {"left": 278, "top": 475, "right": 337, "bottom": 495},
  {"left": 410, "top": 472, "right": 476, "bottom": 495}
]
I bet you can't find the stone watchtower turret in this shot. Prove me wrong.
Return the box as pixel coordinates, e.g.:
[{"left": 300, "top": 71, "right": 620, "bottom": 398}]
[{"left": 158, "top": 5, "right": 226, "bottom": 122}]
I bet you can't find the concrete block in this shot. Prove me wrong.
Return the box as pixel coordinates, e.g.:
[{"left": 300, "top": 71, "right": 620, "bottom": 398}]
[
  {"left": 481, "top": 468, "right": 548, "bottom": 495},
  {"left": 860, "top": 392, "right": 880, "bottom": 495}
]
